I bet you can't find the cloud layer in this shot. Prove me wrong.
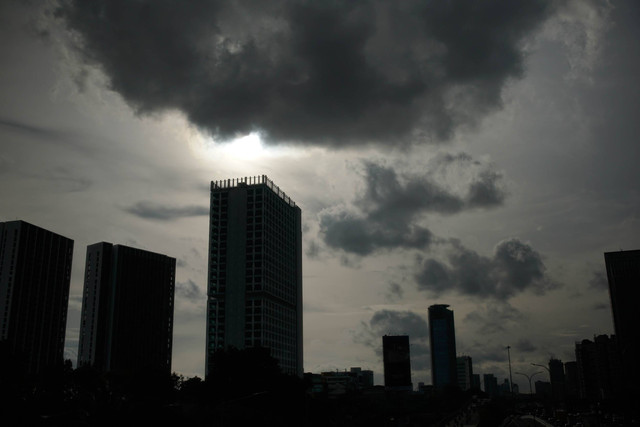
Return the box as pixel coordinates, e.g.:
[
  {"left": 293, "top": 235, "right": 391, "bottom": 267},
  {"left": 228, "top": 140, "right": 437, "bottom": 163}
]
[
  {"left": 124, "top": 201, "right": 209, "bottom": 220},
  {"left": 55, "top": 0, "right": 553, "bottom": 147},
  {"left": 319, "top": 154, "right": 506, "bottom": 255},
  {"left": 415, "top": 238, "right": 558, "bottom": 300},
  {"left": 354, "top": 309, "right": 430, "bottom": 370}
]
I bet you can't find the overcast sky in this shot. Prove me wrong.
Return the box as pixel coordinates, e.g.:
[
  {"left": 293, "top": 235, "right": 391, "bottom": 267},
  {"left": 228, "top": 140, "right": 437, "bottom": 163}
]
[{"left": 1, "top": 0, "right": 638, "bottom": 390}]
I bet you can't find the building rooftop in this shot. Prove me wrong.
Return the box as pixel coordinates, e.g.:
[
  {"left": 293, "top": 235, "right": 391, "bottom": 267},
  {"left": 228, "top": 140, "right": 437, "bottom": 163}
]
[{"left": 211, "top": 175, "right": 296, "bottom": 207}]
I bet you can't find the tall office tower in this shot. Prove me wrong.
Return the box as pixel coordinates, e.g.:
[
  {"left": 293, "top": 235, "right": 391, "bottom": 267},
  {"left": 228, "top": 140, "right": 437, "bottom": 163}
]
[
  {"left": 575, "top": 335, "right": 622, "bottom": 401},
  {"left": 483, "top": 373, "right": 498, "bottom": 397},
  {"left": 564, "top": 361, "right": 579, "bottom": 399},
  {"left": 604, "top": 249, "right": 640, "bottom": 401},
  {"left": 548, "top": 358, "right": 566, "bottom": 401},
  {"left": 0, "top": 220, "right": 73, "bottom": 374},
  {"left": 206, "top": 176, "right": 303, "bottom": 377},
  {"left": 456, "top": 355, "right": 473, "bottom": 390},
  {"left": 77, "top": 242, "right": 175, "bottom": 373},
  {"left": 428, "top": 304, "right": 457, "bottom": 388},
  {"left": 382, "top": 335, "right": 412, "bottom": 391},
  {"left": 471, "top": 373, "right": 481, "bottom": 390}
]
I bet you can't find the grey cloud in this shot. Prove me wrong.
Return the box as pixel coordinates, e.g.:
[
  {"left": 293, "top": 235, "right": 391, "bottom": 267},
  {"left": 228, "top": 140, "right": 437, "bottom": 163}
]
[
  {"left": 319, "top": 156, "right": 505, "bottom": 255},
  {"left": 55, "top": 0, "right": 553, "bottom": 147},
  {"left": 353, "top": 309, "right": 430, "bottom": 369},
  {"left": 124, "top": 201, "right": 209, "bottom": 221},
  {"left": 320, "top": 210, "right": 433, "bottom": 256},
  {"left": 514, "top": 338, "right": 537, "bottom": 353},
  {"left": 385, "top": 282, "right": 404, "bottom": 302},
  {"left": 589, "top": 270, "right": 608, "bottom": 291},
  {"left": 464, "top": 302, "right": 525, "bottom": 335},
  {"left": 176, "top": 279, "right": 204, "bottom": 302},
  {"left": 416, "top": 238, "right": 558, "bottom": 300}
]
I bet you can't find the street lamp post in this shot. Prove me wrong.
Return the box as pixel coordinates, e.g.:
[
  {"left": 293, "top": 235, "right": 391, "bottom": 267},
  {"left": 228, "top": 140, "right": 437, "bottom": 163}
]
[
  {"left": 506, "top": 346, "right": 514, "bottom": 394},
  {"left": 532, "top": 362, "right": 554, "bottom": 416},
  {"left": 515, "top": 371, "right": 543, "bottom": 395}
]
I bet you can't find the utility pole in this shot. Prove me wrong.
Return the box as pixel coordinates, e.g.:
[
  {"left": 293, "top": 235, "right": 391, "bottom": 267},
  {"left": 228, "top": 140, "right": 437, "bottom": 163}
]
[{"left": 506, "top": 346, "right": 513, "bottom": 394}]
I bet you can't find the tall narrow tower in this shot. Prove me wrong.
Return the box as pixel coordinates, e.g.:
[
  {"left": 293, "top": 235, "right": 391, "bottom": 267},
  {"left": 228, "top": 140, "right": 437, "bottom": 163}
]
[
  {"left": 206, "top": 176, "right": 303, "bottom": 377},
  {"left": 0, "top": 220, "right": 74, "bottom": 374},
  {"left": 428, "top": 304, "right": 457, "bottom": 388},
  {"left": 77, "top": 243, "right": 175, "bottom": 373},
  {"left": 382, "top": 335, "right": 412, "bottom": 391},
  {"left": 604, "top": 249, "right": 640, "bottom": 402}
]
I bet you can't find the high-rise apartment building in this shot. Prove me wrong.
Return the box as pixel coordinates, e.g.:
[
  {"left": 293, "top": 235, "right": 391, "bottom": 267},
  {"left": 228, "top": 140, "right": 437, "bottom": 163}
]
[
  {"left": 77, "top": 242, "right": 175, "bottom": 373},
  {"left": 575, "top": 334, "right": 622, "bottom": 401},
  {"left": 382, "top": 335, "right": 412, "bottom": 391},
  {"left": 456, "top": 355, "right": 473, "bottom": 391},
  {"left": 206, "top": 176, "right": 303, "bottom": 377},
  {"left": 549, "top": 358, "right": 566, "bottom": 401},
  {"left": 428, "top": 304, "right": 457, "bottom": 388},
  {"left": 604, "top": 249, "right": 640, "bottom": 400},
  {"left": 0, "top": 220, "right": 74, "bottom": 374}
]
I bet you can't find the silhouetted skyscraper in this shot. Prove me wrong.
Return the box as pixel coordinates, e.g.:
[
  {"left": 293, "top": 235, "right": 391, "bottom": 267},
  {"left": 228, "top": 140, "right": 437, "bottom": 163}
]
[
  {"left": 428, "top": 304, "right": 457, "bottom": 388},
  {"left": 549, "top": 358, "right": 566, "bottom": 401},
  {"left": 206, "top": 176, "right": 303, "bottom": 377},
  {"left": 575, "top": 334, "right": 622, "bottom": 401},
  {"left": 77, "top": 242, "right": 175, "bottom": 373},
  {"left": 383, "top": 335, "right": 412, "bottom": 391},
  {"left": 483, "top": 373, "right": 498, "bottom": 397},
  {"left": 457, "top": 355, "right": 473, "bottom": 390},
  {"left": 0, "top": 220, "right": 73, "bottom": 374},
  {"left": 564, "top": 361, "right": 579, "bottom": 399},
  {"left": 604, "top": 249, "right": 640, "bottom": 400}
]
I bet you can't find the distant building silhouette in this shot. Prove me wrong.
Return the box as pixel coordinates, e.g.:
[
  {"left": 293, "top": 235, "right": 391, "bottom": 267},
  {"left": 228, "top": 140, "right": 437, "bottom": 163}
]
[
  {"left": 564, "top": 361, "right": 579, "bottom": 399},
  {"left": 206, "top": 176, "right": 303, "bottom": 377},
  {"left": 604, "top": 249, "right": 640, "bottom": 401},
  {"left": 382, "top": 335, "right": 412, "bottom": 391},
  {"left": 0, "top": 220, "right": 74, "bottom": 374},
  {"left": 314, "top": 367, "right": 375, "bottom": 396},
  {"left": 500, "top": 379, "right": 511, "bottom": 395},
  {"left": 535, "top": 380, "right": 551, "bottom": 398},
  {"left": 77, "top": 242, "right": 175, "bottom": 373},
  {"left": 471, "top": 373, "right": 481, "bottom": 390},
  {"left": 575, "top": 334, "right": 622, "bottom": 401},
  {"left": 483, "top": 374, "right": 498, "bottom": 397},
  {"left": 428, "top": 304, "right": 457, "bottom": 388},
  {"left": 456, "top": 355, "right": 473, "bottom": 390},
  {"left": 549, "top": 358, "right": 566, "bottom": 401}
]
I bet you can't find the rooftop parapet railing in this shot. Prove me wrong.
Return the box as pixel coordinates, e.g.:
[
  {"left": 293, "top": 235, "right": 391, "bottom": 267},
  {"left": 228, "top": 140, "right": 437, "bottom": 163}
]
[{"left": 211, "top": 175, "right": 297, "bottom": 207}]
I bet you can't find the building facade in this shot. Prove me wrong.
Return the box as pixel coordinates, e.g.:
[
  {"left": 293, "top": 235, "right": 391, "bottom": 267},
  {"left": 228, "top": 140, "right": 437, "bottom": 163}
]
[
  {"left": 483, "top": 374, "right": 499, "bottom": 397},
  {"left": 456, "top": 355, "right": 473, "bottom": 391},
  {"left": 0, "top": 220, "right": 74, "bottom": 374},
  {"left": 604, "top": 249, "right": 640, "bottom": 401},
  {"left": 428, "top": 304, "right": 457, "bottom": 388},
  {"left": 77, "top": 242, "right": 175, "bottom": 373},
  {"left": 382, "top": 335, "right": 412, "bottom": 391},
  {"left": 206, "top": 176, "right": 303, "bottom": 377},
  {"left": 575, "top": 334, "right": 622, "bottom": 401}
]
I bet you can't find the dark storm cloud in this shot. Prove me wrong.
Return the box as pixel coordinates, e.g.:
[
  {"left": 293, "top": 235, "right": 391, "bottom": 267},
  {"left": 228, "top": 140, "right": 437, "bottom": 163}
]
[
  {"left": 416, "top": 238, "right": 557, "bottom": 300},
  {"left": 464, "top": 302, "right": 525, "bottom": 335},
  {"left": 55, "top": 0, "right": 553, "bottom": 147},
  {"left": 123, "top": 201, "right": 209, "bottom": 220},
  {"left": 353, "top": 309, "right": 429, "bottom": 369},
  {"left": 319, "top": 156, "right": 505, "bottom": 255},
  {"left": 514, "top": 338, "right": 537, "bottom": 353}
]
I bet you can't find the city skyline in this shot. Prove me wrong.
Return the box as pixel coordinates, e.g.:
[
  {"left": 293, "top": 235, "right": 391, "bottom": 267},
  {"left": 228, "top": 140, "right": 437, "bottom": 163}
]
[{"left": 1, "top": 0, "right": 638, "bottom": 392}]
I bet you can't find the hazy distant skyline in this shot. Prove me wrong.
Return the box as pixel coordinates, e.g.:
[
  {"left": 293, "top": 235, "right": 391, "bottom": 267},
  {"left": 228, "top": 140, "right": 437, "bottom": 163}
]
[{"left": 1, "top": 0, "right": 638, "bottom": 390}]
